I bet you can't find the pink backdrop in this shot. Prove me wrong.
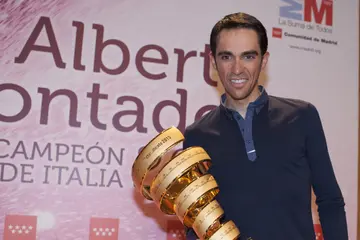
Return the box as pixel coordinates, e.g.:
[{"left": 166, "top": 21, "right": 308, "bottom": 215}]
[{"left": 0, "top": 0, "right": 358, "bottom": 239}]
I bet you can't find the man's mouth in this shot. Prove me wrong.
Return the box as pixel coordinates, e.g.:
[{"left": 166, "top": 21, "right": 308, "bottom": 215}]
[{"left": 231, "top": 79, "right": 247, "bottom": 84}]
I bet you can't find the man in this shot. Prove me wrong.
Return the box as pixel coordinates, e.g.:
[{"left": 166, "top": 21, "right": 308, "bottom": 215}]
[{"left": 183, "top": 12, "right": 348, "bottom": 240}]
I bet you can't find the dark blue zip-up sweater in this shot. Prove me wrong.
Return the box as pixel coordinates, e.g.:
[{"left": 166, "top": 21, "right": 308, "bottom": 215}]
[{"left": 183, "top": 94, "right": 348, "bottom": 240}]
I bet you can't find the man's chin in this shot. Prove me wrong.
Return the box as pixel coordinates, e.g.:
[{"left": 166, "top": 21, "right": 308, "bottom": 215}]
[
  {"left": 226, "top": 92, "right": 248, "bottom": 101},
  {"left": 225, "top": 87, "right": 258, "bottom": 102}
]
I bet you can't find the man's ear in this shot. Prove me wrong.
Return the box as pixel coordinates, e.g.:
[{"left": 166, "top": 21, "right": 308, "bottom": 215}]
[
  {"left": 260, "top": 52, "right": 270, "bottom": 71},
  {"left": 210, "top": 52, "right": 217, "bottom": 70}
]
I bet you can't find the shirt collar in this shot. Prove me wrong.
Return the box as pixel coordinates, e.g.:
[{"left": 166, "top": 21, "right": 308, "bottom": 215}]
[{"left": 220, "top": 85, "right": 269, "bottom": 114}]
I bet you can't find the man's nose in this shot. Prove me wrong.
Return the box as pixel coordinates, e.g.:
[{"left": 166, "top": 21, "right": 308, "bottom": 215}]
[{"left": 232, "top": 58, "right": 243, "bottom": 75}]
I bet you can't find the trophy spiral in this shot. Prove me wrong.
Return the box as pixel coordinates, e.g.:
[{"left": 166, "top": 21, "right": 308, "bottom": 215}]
[{"left": 131, "top": 126, "right": 241, "bottom": 240}]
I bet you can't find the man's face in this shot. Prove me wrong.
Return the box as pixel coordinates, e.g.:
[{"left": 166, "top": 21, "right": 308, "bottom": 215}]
[{"left": 210, "top": 28, "right": 269, "bottom": 102}]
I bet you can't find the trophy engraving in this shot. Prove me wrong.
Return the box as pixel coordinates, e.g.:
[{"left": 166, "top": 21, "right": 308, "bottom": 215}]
[{"left": 132, "top": 126, "right": 241, "bottom": 240}]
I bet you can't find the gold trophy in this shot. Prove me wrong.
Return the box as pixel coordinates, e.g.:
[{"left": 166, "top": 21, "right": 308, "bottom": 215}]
[{"left": 131, "top": 126, "right": 241, "bottom": 240}]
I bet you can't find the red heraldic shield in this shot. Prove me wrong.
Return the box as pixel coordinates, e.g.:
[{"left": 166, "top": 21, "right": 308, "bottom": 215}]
[
  {"left": 166, "top": 220, "right": 186, "bottom": 240},
  {"left": 89, "top": 217, "right": 119, "bottom": 240},
  {"left": 3, "top": 215, "right": 37, "bottom": 240},
  {"left": 314, "top": 224, "right": 324, "bottom": 240}
]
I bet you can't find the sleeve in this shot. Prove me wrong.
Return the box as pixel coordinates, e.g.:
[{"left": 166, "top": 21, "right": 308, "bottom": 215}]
[
  {"left": 182, "top": 126, "right": 250, "bottom": 240},
  {"left": 183, "top": 127, "right": 198, "bottom": 149},
  {"left": 182, "top": 127, "right": 201, "bottom": 240},
  {"left": 305, "top": 103, "right": 348, "bottom": 240}
]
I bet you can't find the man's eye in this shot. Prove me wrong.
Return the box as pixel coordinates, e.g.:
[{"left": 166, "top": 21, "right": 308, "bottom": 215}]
[
  {"left": 244, "top": 55, "right": 255, "bottom": 60},
  {"left": 221, "top": 55, "right": 231, "bottom": 60}
]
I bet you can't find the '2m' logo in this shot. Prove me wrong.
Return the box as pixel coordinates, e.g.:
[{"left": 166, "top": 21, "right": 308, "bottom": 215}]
[{"left": 280, "top": 0, "right": 333, "bottom": 26}]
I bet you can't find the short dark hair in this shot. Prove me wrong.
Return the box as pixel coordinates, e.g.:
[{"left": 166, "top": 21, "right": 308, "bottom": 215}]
[{"left": 210, "top": 12, "right": 268, "bottom": 56}]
